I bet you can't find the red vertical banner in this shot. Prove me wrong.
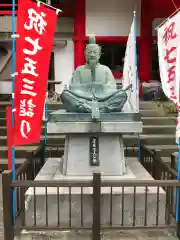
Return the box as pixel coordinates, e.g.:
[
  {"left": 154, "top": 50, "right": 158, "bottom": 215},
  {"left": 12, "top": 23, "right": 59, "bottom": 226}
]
[
  {"left": 6, "top": 107, "right": 13, "bottom": 170},
  {"left": 13, "top": 0, "right": 57, "bottom": 146}
]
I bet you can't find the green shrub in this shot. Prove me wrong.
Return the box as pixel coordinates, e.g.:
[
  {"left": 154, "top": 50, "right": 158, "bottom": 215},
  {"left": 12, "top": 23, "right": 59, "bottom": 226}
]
[{"left": 153, "top": 99, "right": 177, "bottom": 114}]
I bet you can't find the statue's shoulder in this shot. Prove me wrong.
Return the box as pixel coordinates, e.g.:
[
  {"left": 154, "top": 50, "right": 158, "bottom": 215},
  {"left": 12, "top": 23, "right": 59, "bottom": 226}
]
[{"left": 74, "top": 65, "right": 86, "bottom": 72}]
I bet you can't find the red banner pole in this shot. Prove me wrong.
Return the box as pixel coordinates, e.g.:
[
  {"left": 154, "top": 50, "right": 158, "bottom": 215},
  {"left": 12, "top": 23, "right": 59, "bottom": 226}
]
[{"left": 6, "top": 106, "right": 13, "bottom": 170}]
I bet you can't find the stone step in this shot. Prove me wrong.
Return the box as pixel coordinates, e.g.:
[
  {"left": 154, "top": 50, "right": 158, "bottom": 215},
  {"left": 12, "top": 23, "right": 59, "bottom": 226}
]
[
  {"left": 0, "top": 156, "right": 171, "bottom": 172},
  {"left": 0, "top": 128, "right": 176, "bottom": 146},
  {"left": 143, "top": 125, "right": 175, "bottom": 134},
  {"left": 0, "top": 144, "right": 141, "bottom": 159},
  {"left": 161, "top": 157, "right": 171, "bottom": 163},
  {"left": 0, "top": 103, "right": 165, "bottom": 117},
  {"left": 0, "top": 143, "right": 176, "bottom": 161},
  {"left": 138, "top": 134, "right": 176, "bottom": 145},
  {"left": 0, "top": 126, "right": 54, "bottom": 136},
  {"left": 0, "top": 158, "right": 26, "bottom": 172},
  {"left": 0, "top": 136, "right": 7, "bottom": 145},
  {"left": 140, "top": 109, "right": 165, "bottom": 117},
  {"left": 0, "top": 135, "right": 40, "bottom": 146},
  {"left": 0, "top": 101, "right": 11, "bottom": 107},
  {"left": 0, "top": 145, "right": 38, "bottom": 158},
  {"left": 44, "top": 146, "right": 139, "bottom": 159},
  {"left": 0, "top": 101, "right": 64, "bottom": 111},
  {"left": 0, "top": 126, "right": 7, "bottom": 136},
  {"left": 0, "top": 94, "right": 11, "bottom": 101},
  {"left": 127, "top": 145, "right": 177, "bottom": 158},
  {"left": 44, "top": 101, "right": 63, "bottom": 111},
  {"left": 0, "top": 110, "right": 8, "bottom": 118},
  {"left": 0, "top": 117, "right": 48, "bottom": 126},
  {"left": 47, "top": 109, "right": 166, "bottom": 117},
  {"left": 0, "top": 118, "right": 6, "bottom": 125},
  {"left": 139, "top": 101, "right": 161, "bottom": 110},
  {"left": 0, "top": 145, "right": 65, "bottom": 159},
  {"left": 142, "top": 116, "right": 176, "bottom": 125},
  {"left": 131, "top": 145, "right": 176, "bottom": 158},
  {"left": 0, "top": 100, "right": 152, "bottom": 108},
  {"left": 146, "top": 145, "right": 177, "bottom": 157},
  {"left": 0, "top": 126, "right": 46, "bottom": 136},
  {"left": 0, "top": 134, "right": 66, "bottom": 145},
  {"left": 0, "top": 100, "right": 167, "bottom": 111}
]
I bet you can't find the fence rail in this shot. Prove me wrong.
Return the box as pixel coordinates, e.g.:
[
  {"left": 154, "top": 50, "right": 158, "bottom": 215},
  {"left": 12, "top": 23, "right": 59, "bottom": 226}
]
[
  {"left": 2, "top": 144, "right": 180, "bottom": 240},
  {"left": 140, "top": 145, "right": 177, "bottom": 180}
]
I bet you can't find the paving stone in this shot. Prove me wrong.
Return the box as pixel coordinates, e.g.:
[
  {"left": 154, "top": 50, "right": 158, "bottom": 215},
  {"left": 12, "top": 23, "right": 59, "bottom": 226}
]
[{"left": 15, "top": 230, "right": 178, "bottom": 240}]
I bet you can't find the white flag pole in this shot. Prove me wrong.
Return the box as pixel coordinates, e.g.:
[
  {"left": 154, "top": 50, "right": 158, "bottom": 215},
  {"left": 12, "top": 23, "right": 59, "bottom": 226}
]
[{"left": 133, "top": 11, "right": 140, "bottom": 160}]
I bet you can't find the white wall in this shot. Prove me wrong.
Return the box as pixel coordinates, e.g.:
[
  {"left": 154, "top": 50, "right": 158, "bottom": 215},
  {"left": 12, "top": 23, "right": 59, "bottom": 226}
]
[
  {"left": 54, "top": 38, "right": 74, "bottom": 93},
  {"left": 86, "top": 0, "right": 141, "bottom": 36},
  {"left": 0, "top": 82, "right": 12, "bottom": 94},
  {"left": 0, "top": 46, "right": 12, "bottom": 94}
]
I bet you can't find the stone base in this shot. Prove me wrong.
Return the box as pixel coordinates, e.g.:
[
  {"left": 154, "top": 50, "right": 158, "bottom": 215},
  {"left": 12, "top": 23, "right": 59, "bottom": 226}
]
[
  {"left": 62, "top": 135, "right": 126, "bottom": 176},
  {"left": 25, "top": 158, "right": 166, "bottom": 227}
]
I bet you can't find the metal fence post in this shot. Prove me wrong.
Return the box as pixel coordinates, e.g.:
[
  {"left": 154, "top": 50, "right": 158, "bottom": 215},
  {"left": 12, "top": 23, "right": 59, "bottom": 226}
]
[
  {"left": 92, "top": 172, "right": 101, "bottom": 240},
  {"left": 2, "top": 170, "right": 14, "bottom": 240},
  {"left": 176, "top": 185, "right": 180, "bottom": 238}
]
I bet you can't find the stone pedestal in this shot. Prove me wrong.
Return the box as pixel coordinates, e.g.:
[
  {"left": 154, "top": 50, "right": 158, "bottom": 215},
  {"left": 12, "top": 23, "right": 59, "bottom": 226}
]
[{"left": 47, "top": 112, "right": 142, "bottom": 177}]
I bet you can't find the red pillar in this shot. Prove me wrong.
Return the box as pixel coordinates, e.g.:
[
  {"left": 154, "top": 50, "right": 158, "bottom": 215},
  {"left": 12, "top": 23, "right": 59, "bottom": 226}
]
[
  {"left": 74, "top": 0, "right": 86, "bottom": 69},
  {"left": 139, "top": 0, "right": 153, "bottom": 82}
]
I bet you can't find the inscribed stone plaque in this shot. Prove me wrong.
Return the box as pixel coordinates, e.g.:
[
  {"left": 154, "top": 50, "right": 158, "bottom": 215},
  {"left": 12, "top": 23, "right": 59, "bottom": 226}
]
[{"left": 89, "top": 136, "right": 100, "bottom": 166}]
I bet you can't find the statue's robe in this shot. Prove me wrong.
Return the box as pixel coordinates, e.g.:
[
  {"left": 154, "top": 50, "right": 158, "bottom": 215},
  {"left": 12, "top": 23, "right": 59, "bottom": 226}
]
[{"left": 61, "top": 64, "right": 127, "bottom": 113}]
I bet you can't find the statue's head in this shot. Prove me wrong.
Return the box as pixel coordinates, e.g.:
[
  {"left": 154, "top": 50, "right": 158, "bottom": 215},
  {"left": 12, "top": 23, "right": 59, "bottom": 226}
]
[{"left": 85, "top": 34, "right": 101, "bottom": 67}]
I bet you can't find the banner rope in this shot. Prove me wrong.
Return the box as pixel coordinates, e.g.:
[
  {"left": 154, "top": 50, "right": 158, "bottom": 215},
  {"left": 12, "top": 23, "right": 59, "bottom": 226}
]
[
  {"left": 155, "top": 7, "right": 180, "bottom": 30},
  {"left": 171, "top": 0, "right": 178, "bottom": 10},
  {"left": 33, "top": 0, "right": 62, "bottom": 14}
]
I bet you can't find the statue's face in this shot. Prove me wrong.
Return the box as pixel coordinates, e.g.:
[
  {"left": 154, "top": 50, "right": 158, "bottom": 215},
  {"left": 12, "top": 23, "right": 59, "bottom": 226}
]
[{"left": 85, "top": 44, "right": 101, "bottom": 66}]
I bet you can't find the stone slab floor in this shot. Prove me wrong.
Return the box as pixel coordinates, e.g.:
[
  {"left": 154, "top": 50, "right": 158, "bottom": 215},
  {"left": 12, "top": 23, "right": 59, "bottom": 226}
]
[
  {"left": 0, "top": 174, "right": 179, "bottom": 240},
  {"left": 14, "top": 230, "right": 178, "bottom": 240}
]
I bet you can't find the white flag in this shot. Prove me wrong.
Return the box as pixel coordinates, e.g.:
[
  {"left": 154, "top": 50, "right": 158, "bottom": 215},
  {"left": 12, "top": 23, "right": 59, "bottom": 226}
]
[
  {"left": 157, "top": 11, "right": 180, "bottom": 143},
  {"left": 123, "top": 12, "right": 139, "bottom": 112}
]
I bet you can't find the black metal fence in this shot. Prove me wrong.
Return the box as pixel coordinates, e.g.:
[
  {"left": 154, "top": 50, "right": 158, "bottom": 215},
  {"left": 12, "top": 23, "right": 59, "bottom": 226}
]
[
  {"left": 2, "top": 144, "right": 180, "bottom": 240},
  {"left": 140, "top": 145, "right": 177, "bottom": 180}
]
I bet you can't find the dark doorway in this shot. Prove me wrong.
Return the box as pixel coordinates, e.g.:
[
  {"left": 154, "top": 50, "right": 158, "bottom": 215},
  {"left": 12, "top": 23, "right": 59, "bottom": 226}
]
[
  {"left": 100, "top": 43, "right": 139, "bottom": 73},
  {"left": 48, "top": 52, "right": 55, "bottom": 92},
  {"left": 151, "top": 43, "right": 160, "bottom": 81}
]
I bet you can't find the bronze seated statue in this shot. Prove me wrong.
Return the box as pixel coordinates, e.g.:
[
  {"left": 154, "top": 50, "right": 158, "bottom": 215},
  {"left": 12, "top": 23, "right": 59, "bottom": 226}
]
[{"left": 60, "top": 35, "right": 130, "bottom": 121}]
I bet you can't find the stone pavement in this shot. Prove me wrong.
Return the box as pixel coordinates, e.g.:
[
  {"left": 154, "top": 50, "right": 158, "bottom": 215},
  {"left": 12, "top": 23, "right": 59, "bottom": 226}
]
[{"left": 15, "top": 229, "right": 178, "bottom": 240}]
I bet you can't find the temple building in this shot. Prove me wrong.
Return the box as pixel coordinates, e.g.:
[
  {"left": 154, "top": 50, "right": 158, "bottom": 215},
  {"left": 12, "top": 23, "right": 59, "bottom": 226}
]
[{"left": 0, "top": 0, "right": 179, "bottom": 97}]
